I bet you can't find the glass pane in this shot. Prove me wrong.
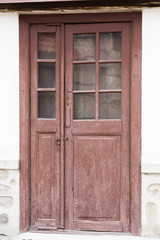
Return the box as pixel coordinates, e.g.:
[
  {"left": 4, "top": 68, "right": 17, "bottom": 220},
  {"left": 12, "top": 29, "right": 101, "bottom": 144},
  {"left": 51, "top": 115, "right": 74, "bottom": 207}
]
[
  {"left": 74, "top": 34, "right": 96, "bottom": 61},
  {"left": 74, "top": 64, "right": 95, "bottom": 90},
  {"left": 100, "top": 33, "right": 121, "bottom": 60},
  {"left": 38, "top": 63, "right": 55, "bottom": 88},
  {"left": 99, "top": 63, "right": 121, "bottom": 90},
  {"left": 100, "top": 93, "right": 121, "bottom": 119},
  {"left": 38, "top": 92, "right": 55, "bottom": 118},
  {"left": 38, "top": 33, "right": 56, "bottom": 59},
  {"left": 74, "top": 94, "right": 95, "bottom": 119}
]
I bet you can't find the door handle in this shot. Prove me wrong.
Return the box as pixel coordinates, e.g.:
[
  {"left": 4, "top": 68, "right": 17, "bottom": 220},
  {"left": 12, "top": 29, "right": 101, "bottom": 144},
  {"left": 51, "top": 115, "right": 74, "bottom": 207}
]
[
  {"left": 66, "top": 105, "right": 71, "bottom": 128},
  {"left": 55, "top": 138, "right": 61, "bottom": 146}
]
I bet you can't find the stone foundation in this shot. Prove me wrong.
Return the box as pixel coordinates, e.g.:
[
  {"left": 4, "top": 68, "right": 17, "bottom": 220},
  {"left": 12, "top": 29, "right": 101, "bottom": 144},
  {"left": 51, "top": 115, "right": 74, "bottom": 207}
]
[
  {"left": 142, "top": 171, "right": 160, "bottom": 238},
  {"left": 0, "top": 169, "right": 19, "bottom": 236}
]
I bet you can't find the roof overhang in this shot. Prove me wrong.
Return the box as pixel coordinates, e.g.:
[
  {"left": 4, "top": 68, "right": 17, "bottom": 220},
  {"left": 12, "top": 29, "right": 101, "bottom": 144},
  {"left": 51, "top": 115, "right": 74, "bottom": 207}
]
[
  {"left": 0, "top": 0, "right": 159, "bottom": 3},
  {"left": 0, "top": 0, "right": 160, "bottom": 10}
]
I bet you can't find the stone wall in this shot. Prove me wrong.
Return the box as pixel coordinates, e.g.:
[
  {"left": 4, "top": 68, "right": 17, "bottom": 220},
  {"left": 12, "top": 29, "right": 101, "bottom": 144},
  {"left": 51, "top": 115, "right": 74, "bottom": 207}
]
[
  {"left": 142, "top": 171, "right": 160, "bottom": 238},
  {"left": 0, "top": 169, "right": 19, "bottom": 236}
]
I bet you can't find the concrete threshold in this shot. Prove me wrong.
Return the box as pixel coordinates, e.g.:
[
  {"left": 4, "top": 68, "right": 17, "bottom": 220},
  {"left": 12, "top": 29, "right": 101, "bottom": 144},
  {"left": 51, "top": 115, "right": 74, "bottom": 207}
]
[{"left": 0, "top": 231, "right": 159, "bottom": 240}]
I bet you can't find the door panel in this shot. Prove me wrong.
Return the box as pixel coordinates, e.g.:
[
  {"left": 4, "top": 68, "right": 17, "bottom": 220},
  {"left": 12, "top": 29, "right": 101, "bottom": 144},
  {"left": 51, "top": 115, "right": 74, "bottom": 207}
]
[
  {"left": 65, "top": 23, "right": 130, "bottom": 231},
  {"left": 74, "top": 136, "right": 120, "bottom": 220},
  {"left": 38, "top": 134, "right": 55, "bottom": 219},
  {"left": 31, "top": 25, "right": 61, "bottom": 229}
]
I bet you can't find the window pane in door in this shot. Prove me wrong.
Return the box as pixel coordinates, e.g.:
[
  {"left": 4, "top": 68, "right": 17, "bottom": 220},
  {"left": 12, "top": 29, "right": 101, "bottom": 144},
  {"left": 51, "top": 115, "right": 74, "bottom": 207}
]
[
  {"left": 38, "top": 63, "right": 55, "bottom": 88},
  {"left": 99, "top": 63, "right": 121, "bottom": 90},
  {"left": 38, "top": 33, "right": 56, "bottom": 59},
  {"left": 38, "top": 92, "right": 55, "bottom": 118},
  {"left": 74, "top": 64, "right": 95, "bottom": 90},
  {"left": 99, "top": 93, "right": 121, "bottom": 119},
  {"left": 74, "top": 34, "right": 96, "bottom": 61},
  {"left": 74, "top": 94, "right": 95, "bottom": 119},
  {"left": 100, "top": 33, "right": 121, "bottom": 60}
]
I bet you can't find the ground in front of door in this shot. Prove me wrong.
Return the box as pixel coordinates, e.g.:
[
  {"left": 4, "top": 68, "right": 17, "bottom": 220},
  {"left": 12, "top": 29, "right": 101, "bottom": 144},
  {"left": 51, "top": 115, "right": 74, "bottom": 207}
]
[{"left": 0, "top": 232, "right": 159, "bottom": 240}]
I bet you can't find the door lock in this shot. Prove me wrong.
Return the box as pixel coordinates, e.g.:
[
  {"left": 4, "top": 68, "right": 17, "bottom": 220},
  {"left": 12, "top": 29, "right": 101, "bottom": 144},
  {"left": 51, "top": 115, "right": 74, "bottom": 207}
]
[{"left": 55, "top": 138, "right": 61, "bottom": 146}]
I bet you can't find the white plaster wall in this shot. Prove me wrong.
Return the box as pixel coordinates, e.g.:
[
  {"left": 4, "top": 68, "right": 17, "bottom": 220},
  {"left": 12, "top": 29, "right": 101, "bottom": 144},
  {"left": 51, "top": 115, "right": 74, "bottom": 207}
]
[
  {"left": 142, "top": 8, "right": 160, "bottom": 165},
  {"left": 0, "top": 13, "right": 19, "bottom": 236},
  {"left": 142, "top": 9, "right": 160, "bottom": 238},
  {"left": 0, "top": 13, "right": 19, "bottom": 162}
]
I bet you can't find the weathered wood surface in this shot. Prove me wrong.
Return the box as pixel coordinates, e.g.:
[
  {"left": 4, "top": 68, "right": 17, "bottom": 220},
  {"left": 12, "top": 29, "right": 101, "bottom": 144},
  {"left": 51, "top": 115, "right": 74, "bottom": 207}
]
[
  {"left": 30, "top": 25, "right": 61, "bottom": 230},
  {"left": 64, "top": 22, "right": 130, "bottom": 232}
]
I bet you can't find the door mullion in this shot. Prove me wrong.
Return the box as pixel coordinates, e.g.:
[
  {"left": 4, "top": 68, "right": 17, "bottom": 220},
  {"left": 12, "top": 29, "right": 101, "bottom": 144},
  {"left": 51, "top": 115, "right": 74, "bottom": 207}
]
[
  {"left": 60, "top": 23, "right": 65, "bottom": 229},
  {"left": 95, "top": 32, "right": 99, "bottom": 120}
]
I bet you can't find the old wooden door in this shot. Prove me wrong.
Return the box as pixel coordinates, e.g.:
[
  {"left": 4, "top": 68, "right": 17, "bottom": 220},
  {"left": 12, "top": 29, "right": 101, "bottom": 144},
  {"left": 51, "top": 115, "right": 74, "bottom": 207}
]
[
  {"left": 65, "top": 23, "right": 130, "bottom": 232},
  {"left": 30, "top": 22, "right": 130, "bottom": 232},
  {"left": 31, "top": 25, "right": 62, "bottom": 229}
]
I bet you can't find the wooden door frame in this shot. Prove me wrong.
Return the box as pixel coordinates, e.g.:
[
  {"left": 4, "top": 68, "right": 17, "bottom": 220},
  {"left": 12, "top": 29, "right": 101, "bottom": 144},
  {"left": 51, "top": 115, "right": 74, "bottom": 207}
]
[{"left": 19, "top": 12, "right": 142, "bottom": 235}]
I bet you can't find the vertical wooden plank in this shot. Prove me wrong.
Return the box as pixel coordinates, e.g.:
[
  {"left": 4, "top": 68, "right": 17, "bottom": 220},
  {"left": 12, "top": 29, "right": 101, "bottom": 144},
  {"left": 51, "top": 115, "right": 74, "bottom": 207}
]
[
  {"left": 19, "top": 17, "right": 30, "bottom": 232},
  {"left": 60, "top": 23, "right": 65, "bottom": 229},
  {"left": 64, "top": 24, "right": 73, "bottom": 230},
  {"left": 30, "top": 25, "right": 38, "bottom": 226},
  {"left": 130, "top": 13, "right": 142, "bottom": 236},
  {"left": 55, "top": 26, "right": 61, "bottom": 228},
  {"left": 121, "top": 22, "right": 130, "bottom": 232}
]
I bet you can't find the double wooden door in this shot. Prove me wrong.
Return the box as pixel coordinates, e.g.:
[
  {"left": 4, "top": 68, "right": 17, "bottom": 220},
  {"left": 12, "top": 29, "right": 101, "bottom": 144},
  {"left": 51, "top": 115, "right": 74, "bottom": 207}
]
[{"left": 31, "top": 22, "right": 130, "bottom": 232}]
